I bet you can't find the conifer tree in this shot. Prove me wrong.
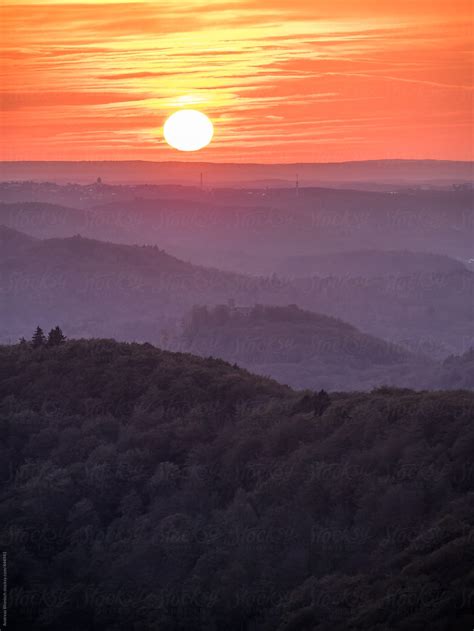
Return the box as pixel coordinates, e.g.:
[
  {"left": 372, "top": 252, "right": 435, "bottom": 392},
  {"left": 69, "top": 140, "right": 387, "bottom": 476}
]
[
  {"left": 31, "top": 326, "right": 46, "bottom": 348},
  {"left": 47, "top": 326, "right": 66, "bottom": 347}
]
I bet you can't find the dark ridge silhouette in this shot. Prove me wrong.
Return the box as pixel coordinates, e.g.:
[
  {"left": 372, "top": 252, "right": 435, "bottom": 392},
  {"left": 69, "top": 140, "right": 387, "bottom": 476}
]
[
  {"left": 174, "top": 304, "right": 441, "bottom": 391},
  {"left": 1, "top": 338, "right": 473, "bottom": 630}
]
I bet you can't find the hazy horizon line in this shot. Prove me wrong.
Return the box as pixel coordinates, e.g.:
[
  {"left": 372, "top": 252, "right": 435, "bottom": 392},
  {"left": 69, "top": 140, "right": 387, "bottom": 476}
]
[{"left": 1, "top": 158, "right": 472, "bottom": 166}]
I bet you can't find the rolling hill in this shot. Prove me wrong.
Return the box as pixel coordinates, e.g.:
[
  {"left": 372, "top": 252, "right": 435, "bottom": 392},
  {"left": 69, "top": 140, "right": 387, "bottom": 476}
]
[
  {"left": 0, "top": 183, "right": 472, "bottom": 275},
  {"left": 0, "top": 201, "right": 133, "bottom": 243},
  {"left": 278, "top": 250, "right": 467, "bottom": 279},
  {"left": 1, "top": 338, "right": 473, "bottom": 630},
  {"left": 0, "top": 227, "right": 258, "bottom": 343},
  {"left": 1, "top": 227, "right": 472, "bottom": 361},
  {"left": 174, "top": 304, "right": 436, "bottom": 391}
]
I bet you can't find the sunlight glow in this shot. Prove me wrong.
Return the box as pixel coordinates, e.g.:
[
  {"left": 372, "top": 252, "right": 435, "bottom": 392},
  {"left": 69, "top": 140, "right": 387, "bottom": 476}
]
[
  {"left": 163, "top": 110, "right": 214, "bottom": 152},
  {"left": 1, "top": 0, "right": 472, "bottom": 161}
]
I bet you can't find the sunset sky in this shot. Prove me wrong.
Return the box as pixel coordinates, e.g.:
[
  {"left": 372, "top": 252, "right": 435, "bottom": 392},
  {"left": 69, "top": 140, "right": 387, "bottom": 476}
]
[{"left": 1, "top": 0, "right": 472, "bottom": 162}]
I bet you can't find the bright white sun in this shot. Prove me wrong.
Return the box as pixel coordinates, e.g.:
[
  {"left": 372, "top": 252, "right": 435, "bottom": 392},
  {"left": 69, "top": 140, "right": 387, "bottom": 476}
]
[{"left": 163, "top": 109, "right": 214, "bottom": 152}]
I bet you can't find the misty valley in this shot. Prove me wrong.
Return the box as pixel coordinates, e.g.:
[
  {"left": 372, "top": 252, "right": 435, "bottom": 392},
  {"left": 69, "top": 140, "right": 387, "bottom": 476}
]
[
  {"left": 1, "top": 176, "right": 472, "bottom": 392},
  {"left": 1, "top": 164, "right": 473, "bottom": 630}
]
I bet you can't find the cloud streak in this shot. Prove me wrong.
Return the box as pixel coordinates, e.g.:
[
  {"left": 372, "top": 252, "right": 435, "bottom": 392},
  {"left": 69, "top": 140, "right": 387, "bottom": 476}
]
[{"left": 0, "top": 0, "right": 472, "bottom": 161}]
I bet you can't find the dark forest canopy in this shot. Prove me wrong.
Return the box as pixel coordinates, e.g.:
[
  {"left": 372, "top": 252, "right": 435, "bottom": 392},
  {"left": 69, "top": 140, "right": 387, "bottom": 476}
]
[{"left": 1, "top": 339, "right": 473, "bottom": 630}]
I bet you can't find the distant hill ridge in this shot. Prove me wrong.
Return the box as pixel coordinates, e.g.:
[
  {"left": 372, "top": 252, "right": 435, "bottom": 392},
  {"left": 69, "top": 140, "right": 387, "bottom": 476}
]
[
  {"left": 175, "top": 303, "right": 442, "bottom": 391},
  {"left": 1, "top": 227, "right": 472, "bottom": 363},
  {"left": 1, "top": 159, "right": 472, "bottom": 185},
  {"left": 280, "top": 249, "right": 467, "bottom": 278}
]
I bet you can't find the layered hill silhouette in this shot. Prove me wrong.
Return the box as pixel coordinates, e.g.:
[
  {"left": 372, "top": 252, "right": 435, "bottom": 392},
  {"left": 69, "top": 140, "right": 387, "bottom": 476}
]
[
  {"left": 175, "top": 304, "right": 474, "bottom": 391},
  {"left": 0, "top": 201, "right": 133, "bottom": 243},
  {"left": 174, "top": 304, "right": 441, "bottom": 391},
  {"left": 279, "top": 250, "right": 467, "bottom": 279},
  {"left": 0, "top": 226, "right": 257, "bottom": 342},
  {"left": 0, "top": 183, "right": 472, "bottom": 275},
  {"left": 1, "top": 227, "right": 472, "bottom": 363},
  {"left": 1, "top": 338, "right": 473, "bottom": 630},
  {"left": 0, "top": 223, "right": 38, "bottom": 255},
  {"left": 1, "top": 158, "right": 472, "bottom": 186}
]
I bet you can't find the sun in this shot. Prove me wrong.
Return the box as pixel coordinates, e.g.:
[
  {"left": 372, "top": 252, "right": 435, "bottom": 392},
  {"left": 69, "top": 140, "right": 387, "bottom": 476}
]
[{"left": 163, "top": 109, "right": 214, "bottom": 152}]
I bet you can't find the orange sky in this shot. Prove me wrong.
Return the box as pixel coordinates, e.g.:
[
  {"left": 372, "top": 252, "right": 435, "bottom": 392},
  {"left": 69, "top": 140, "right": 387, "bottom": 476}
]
[{"left": 1, "top": 0, "right": 472, "bottom": 162}]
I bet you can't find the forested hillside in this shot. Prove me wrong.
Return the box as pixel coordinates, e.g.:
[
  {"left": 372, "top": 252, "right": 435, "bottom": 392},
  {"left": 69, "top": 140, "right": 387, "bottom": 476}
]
[
  {"left": 0, "top": 229, "right": 261, "bottom": 343},
  {"left": 175, "top": 304, "right": 474, "bottom": 390},
  {"left": 176, "top": 304, "right": 436, "bottom": 391},
  {"left": 1, "top": 182, "right": 471, "bottom": 274},
  {"left": 1, "top": 227, "right": 472, "bottom": 359},
  {"left": 1, "top": 339, "right": 473, "bottom": 630}
]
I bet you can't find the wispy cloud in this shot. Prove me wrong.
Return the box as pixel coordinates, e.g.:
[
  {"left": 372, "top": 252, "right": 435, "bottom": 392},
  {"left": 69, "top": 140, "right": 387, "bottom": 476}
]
[{"left": 1, "top": 0, "right": 472, "bottom": 161}]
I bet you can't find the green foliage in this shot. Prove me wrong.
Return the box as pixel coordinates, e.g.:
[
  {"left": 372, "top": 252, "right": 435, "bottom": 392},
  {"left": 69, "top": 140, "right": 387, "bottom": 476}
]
[{"left": 1, "top": 339, "right": 473, "bottom": 630}]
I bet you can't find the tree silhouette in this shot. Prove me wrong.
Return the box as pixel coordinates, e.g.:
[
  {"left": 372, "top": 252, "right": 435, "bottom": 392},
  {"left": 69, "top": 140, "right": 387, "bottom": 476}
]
[
  {"left": 31, "top": 326, "right": 46, "bottom": 348},
  {"left": 47, "top": 326, "right": 67, "bottom": 347},
  {"left": 313, "top": 389, "right": 331, "bottom": 416},
  {"left": 291, "top": 389, "right": 331, "bottom": 416}
]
